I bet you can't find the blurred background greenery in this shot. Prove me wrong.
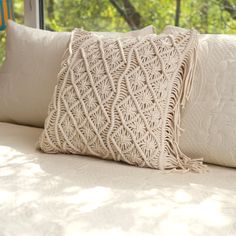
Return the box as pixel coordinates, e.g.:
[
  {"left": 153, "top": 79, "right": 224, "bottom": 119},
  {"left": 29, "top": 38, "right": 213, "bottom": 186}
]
[
  {"left": 1, "top": 0, "right": 236, "bottom": 65},
  {"left": 0, "top": 0, "right": 23, "bottom": 65}
]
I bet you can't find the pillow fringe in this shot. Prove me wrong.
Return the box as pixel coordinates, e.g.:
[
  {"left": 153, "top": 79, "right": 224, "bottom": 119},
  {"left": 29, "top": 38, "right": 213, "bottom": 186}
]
[{"left": 165, "top": 32, "right": 208, "bottom": 173}]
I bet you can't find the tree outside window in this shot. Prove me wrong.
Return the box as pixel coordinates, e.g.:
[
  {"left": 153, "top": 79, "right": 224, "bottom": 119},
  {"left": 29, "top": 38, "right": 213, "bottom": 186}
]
[{"left": 1, "top": 0, "right": 236, "bottom": 65}]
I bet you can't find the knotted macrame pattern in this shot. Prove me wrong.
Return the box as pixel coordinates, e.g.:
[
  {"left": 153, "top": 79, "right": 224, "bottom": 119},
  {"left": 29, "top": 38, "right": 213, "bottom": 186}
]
[{"left": 39, "top": 28, "right": 205, "bottom": 172}]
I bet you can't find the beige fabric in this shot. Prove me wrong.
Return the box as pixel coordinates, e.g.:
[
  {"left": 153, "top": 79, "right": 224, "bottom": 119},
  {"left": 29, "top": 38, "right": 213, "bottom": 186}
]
[
  {"left": 180, "top": 34, "right": 236, "bottom": 168},
  {"left": 39, "top": 28, "right": 204, "bottom": 172},
  {"left": 164, "top": 26, "right": 236, "bottom": 168},
  {"left": 1, "top": 122, "right": 236, "bottom": 236},
  {"left": 0, "top": 21, "right": 155, "bottom": 128},
  {"left": 0, "top": 21, "right": 70, "bottom": 127}
]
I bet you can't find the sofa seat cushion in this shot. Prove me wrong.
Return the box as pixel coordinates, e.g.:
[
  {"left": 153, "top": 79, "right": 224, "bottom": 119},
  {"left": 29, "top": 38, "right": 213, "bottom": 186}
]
[{"left": 0, "top": 122, "right": 236, "bottom": 235}]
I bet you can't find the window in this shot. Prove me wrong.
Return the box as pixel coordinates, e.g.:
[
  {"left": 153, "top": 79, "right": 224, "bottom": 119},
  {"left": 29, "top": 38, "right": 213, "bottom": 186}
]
[
  {"left": 1, "top": 0, "right": 236, "bottom": 65},
  {"left": 0, "top": 0, "right": 24, "bottom": 65},
  {"left": 43, "top": 0, "right": 236, "bottom": 33}
]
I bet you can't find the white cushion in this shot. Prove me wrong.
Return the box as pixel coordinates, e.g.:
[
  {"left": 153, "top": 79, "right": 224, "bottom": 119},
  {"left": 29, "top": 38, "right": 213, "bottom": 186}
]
[
  {"left": 180, "top": 34, "right": 236, "bottom": 168},
  {"left": 164, "top": 26, "right": 236, "bottom": 168},
  {"left": 0, "top": 20, "right": 155, "bottom": 128}
]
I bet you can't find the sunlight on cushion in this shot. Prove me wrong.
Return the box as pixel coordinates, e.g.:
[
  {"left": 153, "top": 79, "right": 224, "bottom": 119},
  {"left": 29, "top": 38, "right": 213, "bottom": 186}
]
[
  {"left": 117, "top": 187, "right": 234, "bottom": 235},
  {"left": 174, "top": 189, "right": 192, "bottom": 202},
  {"left": 0, "top": 166, "right": 15, "bottom": 177},
  {"left": 197, "top": 197, "right": 232, "bottom": 227},
  {"left": 16, "top": 191, "right": 40, "bottom": 205},
  {"left": 0, "top": 145, "right": 45, "bottom": 179},
  {"left": 18, "top": 162, "right": 44, "bottom": 177},
  {"left": 61, "top": 186, "right": 113, "bottom": 213},
  {"left": 0, "top": 190, "right": 13, "bottom": 204},
  {"left": 0, "top": 145, "right": 22, "bottom": 159},
  {"left": 0, "top": 145, "right": 26, "bottom": 163},
  {"left": 66, "top": 225, "right": 128, "bottom": 236},
  {"left": 0, "top": 189, "right": 40, "bottom": 205}
]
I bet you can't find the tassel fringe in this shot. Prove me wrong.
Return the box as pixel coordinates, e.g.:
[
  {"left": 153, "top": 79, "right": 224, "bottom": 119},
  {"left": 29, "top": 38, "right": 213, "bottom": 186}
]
[{"left": 164, "top": 30, "right": 208, "bottom": 173}]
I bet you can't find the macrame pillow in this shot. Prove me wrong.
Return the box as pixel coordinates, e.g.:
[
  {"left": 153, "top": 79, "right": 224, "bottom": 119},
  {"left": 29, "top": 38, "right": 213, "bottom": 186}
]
[{"left": 39, "top": 28, "right": 205, "bottom": 172}]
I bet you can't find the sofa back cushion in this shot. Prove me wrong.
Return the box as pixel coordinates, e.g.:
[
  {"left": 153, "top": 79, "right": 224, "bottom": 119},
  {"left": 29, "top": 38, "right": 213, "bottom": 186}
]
[
  {"left": 180, "top": 34, "right": 236, "bottom": 168},
  {"left": 164, "top": 26, "right": 236, "bottom": 167},
  {"left": 0, "top": 20, "right": 155, "bottom": 127}
]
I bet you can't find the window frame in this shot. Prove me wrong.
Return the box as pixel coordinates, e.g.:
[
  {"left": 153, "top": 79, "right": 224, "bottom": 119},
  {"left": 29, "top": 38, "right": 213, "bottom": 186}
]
[{"left": 24, "top": 0, "right": 44, "bottom": 29}]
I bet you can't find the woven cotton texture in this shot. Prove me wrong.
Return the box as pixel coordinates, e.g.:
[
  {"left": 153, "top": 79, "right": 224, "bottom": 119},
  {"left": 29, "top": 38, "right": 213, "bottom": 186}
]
[{"left": 39, "top": 28, "right": 205, "bottom": 172}]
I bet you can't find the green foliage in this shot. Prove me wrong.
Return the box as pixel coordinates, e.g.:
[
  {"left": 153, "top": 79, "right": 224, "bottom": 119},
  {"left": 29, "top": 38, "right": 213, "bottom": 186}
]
[
  {"left": 181, "top": 0, "right": 236, "bottom": 33},
  {"left": 45, "top": 0, "right": 129, "bottom": 32},
  {"left": 0, "top": 0, "right": 24, "bottom": 65},
  {"left": 44, "top": 0, "right": 236, "bottom": 34},
  {"left": 44, "top": 0, "right": 176, "bottom": 32},
  {"left": 1, "top": 0, "right": 236, "bottom": 66}
]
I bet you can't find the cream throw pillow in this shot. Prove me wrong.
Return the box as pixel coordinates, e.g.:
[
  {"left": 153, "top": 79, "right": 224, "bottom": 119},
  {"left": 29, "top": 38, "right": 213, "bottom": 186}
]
[
  {"left": 164, "top": 26, "right": 236, "bottom": 168},
  {"left": 0, "top": 20, "right": 155, "bottom": 128},
  {"left": 39, "top": 28, "right": 205, "bottom": 172}
]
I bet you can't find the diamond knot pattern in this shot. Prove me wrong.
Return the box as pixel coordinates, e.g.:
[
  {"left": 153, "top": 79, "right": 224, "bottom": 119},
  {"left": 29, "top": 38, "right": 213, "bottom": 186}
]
[{"left": 39, "top": 28, "right": 204, "bottom": 171}]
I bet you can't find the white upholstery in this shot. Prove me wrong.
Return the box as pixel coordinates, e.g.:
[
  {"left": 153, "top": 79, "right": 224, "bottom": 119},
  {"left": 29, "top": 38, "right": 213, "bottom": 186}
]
[
  {"left": 0, "top": 122, "right": 235, "bottom": 235},
  {"left": 180, "top": 34, "right": 236, "bottom": 168},
  {"left": 164, "top": 26, "right": 236, "bottom": 168}
]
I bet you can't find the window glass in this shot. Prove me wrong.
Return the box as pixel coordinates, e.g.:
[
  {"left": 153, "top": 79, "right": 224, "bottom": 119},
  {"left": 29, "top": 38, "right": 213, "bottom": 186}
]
[
  {"left": 1, "top": 1, "right": 236, "bottom": 65},
  {"left": 0, "top": 0, "right": 24, "bottom": 65},
  {"left": 44, "top": 0, "right": 236, "bottom": 33}
]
